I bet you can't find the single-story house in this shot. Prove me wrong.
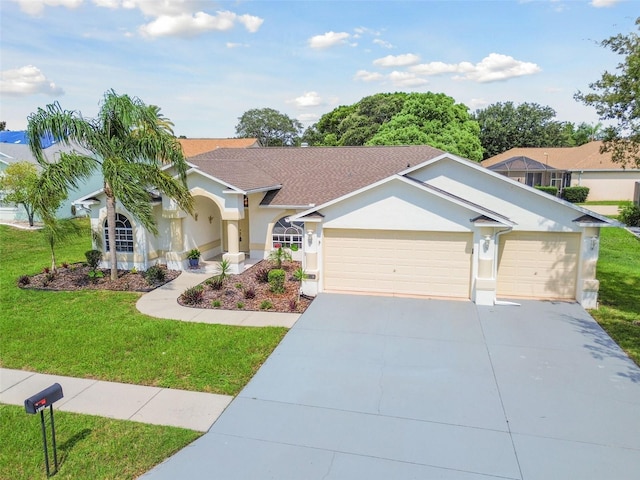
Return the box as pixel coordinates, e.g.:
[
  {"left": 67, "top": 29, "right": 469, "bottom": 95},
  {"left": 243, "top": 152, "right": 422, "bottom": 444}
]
[
  {"left": 0, "top": 131, "right": 103, "bottom": 221},
  {"left": 481, "top": 141, "right": 640, "bottom": 201},
  {"left": 77, "top": 145, "right": 615, "bottom": 309}
]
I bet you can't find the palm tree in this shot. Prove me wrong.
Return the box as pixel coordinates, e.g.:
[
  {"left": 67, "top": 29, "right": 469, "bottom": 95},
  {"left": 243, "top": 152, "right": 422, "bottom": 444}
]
[{"left": 27, "top": 90, "right": 193, "bottom": 281}]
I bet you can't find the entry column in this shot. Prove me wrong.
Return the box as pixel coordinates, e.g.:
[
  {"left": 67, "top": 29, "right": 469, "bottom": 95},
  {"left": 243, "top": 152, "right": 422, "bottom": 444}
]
[{"left": 223, "top": 219, "right": 245, "bottom": 274}]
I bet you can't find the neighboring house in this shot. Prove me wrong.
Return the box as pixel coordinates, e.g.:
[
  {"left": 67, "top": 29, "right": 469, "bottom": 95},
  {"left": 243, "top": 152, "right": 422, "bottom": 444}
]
[
  {"left": 0, "top": 131, "right": 103, "bottom": 221},
  {"left": 481, "top": 141, "right": 640, "bottom": 201},
  {"left": 178, "top": 137, "right": 260, "bottom": 157},
  {"left": 76, "top": 145, "right": 615, "bottom": 309}
]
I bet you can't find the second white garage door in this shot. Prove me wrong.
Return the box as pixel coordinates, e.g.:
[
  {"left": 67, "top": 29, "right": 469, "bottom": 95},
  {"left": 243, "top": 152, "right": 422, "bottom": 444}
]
[
  {"left": 323, "top": 229, "right": 472, "bottom": 298},
  {"left": 497, "top": 231, "right": 580, "bottom": 300}
]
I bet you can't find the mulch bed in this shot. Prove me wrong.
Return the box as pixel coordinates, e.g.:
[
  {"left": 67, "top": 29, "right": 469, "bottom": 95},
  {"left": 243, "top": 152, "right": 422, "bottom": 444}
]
[
  {"left": 178, "top": 260, "right": 312, "bottom": 314},
  {"left": 18, "top": 260, "right": 313, "bottom": 314},
  {"left": 19, "top": 264, "right": 181, "bottom": 292}
]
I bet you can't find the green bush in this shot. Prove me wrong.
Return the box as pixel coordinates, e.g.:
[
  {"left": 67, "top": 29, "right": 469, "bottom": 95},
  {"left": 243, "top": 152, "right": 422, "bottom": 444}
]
[
  {"left": 85, "top": 249, "right": 102, "bottom": 270},
  {"left": 211, "top": 300, "right": 221, "bottom": 308},
  {"left": 534, "top": 185, "right": 558, "bottom": 196},
  {"left": 562, "top": 186, "right": 590, "bottom": 203},
  {"left": 254, "top": 265, "right": 271, "bottom": 283},
  {"left": 180, "top": 285, "right": 204, "bottom": 305},
  {"left": 619, "top": 203, "right": 640, "bottom": 227},
  {"left": 205, "top": 275, "right": 224, "bottom": 290},
  {"left": 260, "top": 300, "right": 274, "bottom": 310},
  {"left": 144, "top": 265, "right": 166, "bottom": 285},
  {"left": 268, "top": 268, "right": 286, "bottom": 294}
]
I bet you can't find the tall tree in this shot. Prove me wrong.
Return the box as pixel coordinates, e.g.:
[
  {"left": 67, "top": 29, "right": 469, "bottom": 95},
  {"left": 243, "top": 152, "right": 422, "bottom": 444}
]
[
  {"left": 27, "top": 90, "right": 193, "bottom": 281},
  {"left": 0, "top": 162, "right": 40, "bottom": 226},
  {"left": 0, "top": 121, "right": 6, "bottom": 131},
  {"left": 368, "top": 92, "right": 483, "bottom": 161},
  {"left": 473, "top": 102, "right": 573, "bottom": 159},
  {"left": 575, "top": 17, "right": 640, "bottom": 168},
  {"left": 235, "top": 108, "right": 303, "bottom": 146}
]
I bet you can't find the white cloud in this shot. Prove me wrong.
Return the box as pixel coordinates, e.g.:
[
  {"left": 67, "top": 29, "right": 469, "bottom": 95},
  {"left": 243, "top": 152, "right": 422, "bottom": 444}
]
[
  {"left": 12, "top": 0, "right": 83, "bottom": 16},
  {"left": 468, "top": 98, "right": 489, "bottom": 110},
  {"left": 591, "top": 0, "right": 621, "bottom": 7},
  {"left": 292, "top": 91, "right": 323, "bottom": 108},
  {"left": 308, "top": 31, "right": 351, "bottom": 49},
  {"left": 388, "top": 71, "right": 428, "bottom": 87},
  {"left": 226, "top": 42, "right": 247, "bottom": 49},
  {"left": 0, "top": 65, "right": 64, "bottom": 96},
  {"left": 410, "top": 54, "right": 539, "bottom": 83},
  {"left": 373, "top": 38, "right": 393, "bottom": 49},
  {"left": 373, "top": 53, "right": 420, "bottom": 68},
  {"left": 139, "top": 10, "right": 263, "bottom": 38},
  {"left": 354, "top": 70, "right": 384, "bottom": 82}
]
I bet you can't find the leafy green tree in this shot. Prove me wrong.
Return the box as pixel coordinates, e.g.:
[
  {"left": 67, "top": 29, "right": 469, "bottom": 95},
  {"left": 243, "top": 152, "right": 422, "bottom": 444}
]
[
  {"left": 0, "top": 161, "right": 40, "bottom": 226},
  {"left": 571, "top": 122, "right": 603, "bottom": 146},
  {"left": 575, "top": 17, "right": 640, "bottom": 168},
  {"left": 474, "top": 102, "right": 573, "bottom": 159},
  {"left": 0, "top": 121, "right": 6, "bottom": 131},
  {"left": 27, "top": 90, "right": 193, "bottom": 281},
  {"left": 368, "top": 92, "right": 483, "bottom": 161},
  {"left": 235, "top": 108, "right": 303, "bottom": 146}
]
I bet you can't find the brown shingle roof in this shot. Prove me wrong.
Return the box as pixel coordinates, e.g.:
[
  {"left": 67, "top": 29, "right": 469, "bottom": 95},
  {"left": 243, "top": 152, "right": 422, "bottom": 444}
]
[
  {"left": 189, "top": 145, "right": 445, "bottom": 206},
  {"left": 178, "top": 138, "right": 260, "bottom": 157},
  {"left": 481, "top": 142, "right": 631, "bottom": 171}
]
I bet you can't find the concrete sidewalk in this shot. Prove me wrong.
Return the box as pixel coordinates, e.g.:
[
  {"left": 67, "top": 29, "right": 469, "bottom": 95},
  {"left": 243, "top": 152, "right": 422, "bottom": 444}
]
[{"left": 0, "top": 368, "right": 232, "bottom": 432}]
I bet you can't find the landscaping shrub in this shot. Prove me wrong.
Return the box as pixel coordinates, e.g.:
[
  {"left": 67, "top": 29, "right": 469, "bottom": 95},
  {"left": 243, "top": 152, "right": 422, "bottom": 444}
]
[
  {"left": 211, "top": 300, "right": 221, "bottom": 308},
  {"left": 254, "top": 265, "right": 271, "bottom": 283},
  {"left": 144, "top": 265, "right": 166, "bottom": 285},
  {"left": 268, "top": 269, "right": 286, "bottom": 294},
  {"left": 619, "top": 203, "right": 640, "bottom": 227},
  {"left": 289, "top": 298, "right": 298, "bottom": 311},
  {"left": 561, "top": 186, "right": 589, "bottom": 203},
  {"left": 534, "top": 185, "right": 558, "bottom": 196},
  {"left": 260, "top": 300, "right": 274, "bottom": 310},
  {"left": 17, "top": 275, "right": 30, "bottom": 286},
  {"left": 244, "top": 287, "right": 256, "bottom": 299},
  {"left": 236, "top": 302, "right": 245, "bottom": 309},
  {"left": 205, "top": 275, "right": 225, "bottom": 290},
  {"left": 85, "top": 249, "right": 102, "bottom": 270},
  {"left": 180, "top": 285, "right": 204, "bottom": 305}
]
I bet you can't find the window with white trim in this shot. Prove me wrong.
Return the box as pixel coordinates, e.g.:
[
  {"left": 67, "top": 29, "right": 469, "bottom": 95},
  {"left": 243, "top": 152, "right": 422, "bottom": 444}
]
[
  {"left": 272, "top": 217, "right": 303, "bottom": 250},
  {"left": 105, "top": 213, "right": 134, "bottom": 252}
]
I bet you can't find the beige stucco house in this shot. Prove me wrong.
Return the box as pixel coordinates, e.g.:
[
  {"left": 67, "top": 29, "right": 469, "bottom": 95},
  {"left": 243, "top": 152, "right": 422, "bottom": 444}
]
[
  {"left": 482, "top": 141, "right": 640, "bottom": 201},
  {"left": 76, "top": 145, "right": 615, "bottom": 309}
]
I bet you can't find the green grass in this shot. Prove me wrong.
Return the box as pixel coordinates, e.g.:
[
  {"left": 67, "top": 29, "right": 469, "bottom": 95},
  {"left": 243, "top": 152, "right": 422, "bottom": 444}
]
[
  {"left": 0, "top": 223, "right": 287, "bottom": 395},
  {"left": 0, "top": 404, "right": 200, "bottom": 480},
  {"left": 579, "top": 200, "right": 632, "bottom": 206},
  {"left": 591, "top": 226, "right": 640, "bottom": 365}
]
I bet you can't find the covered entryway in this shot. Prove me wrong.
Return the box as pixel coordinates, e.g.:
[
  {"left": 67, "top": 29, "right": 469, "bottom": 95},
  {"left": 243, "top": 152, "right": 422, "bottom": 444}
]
[
  {"left": 497, "top": 231, "right": 579, "bottom": 300},
  {"left": 322, "top": 229, "right": 472, "bottom": 298}
]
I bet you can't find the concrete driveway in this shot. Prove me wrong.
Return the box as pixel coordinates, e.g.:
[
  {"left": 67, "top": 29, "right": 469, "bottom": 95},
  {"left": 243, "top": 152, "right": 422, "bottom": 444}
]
[{"left": 143, "top": 294, "right": 640, "bottom": 479}]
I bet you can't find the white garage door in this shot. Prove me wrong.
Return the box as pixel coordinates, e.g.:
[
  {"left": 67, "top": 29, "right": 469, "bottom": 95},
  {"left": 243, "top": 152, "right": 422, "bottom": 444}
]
[
  {"left": 497, "top": 232, "right": 579, "bottom": 300},
  {"left": 323, "top": 229, "right": 472, "bottom": 298}
]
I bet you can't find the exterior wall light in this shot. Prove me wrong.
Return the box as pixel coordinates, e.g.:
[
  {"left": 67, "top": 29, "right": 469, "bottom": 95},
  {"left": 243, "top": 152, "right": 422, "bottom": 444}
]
[{"left": 483, "top": 235, "right": 491, "bottom": 252}]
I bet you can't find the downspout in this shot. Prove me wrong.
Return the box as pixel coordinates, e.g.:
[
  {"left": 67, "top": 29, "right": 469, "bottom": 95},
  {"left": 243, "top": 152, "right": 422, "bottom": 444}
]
[{"left": 492, "top": 227, "right": 518, "bottom": 306}]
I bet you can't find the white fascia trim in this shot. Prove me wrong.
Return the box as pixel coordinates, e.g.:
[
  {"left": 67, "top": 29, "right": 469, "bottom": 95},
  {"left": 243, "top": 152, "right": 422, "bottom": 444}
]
[
  {"left": 404, "top": 153, "right": 616, "bottom": 225},
  {"left": 259, "top": 204, "right": 313, "bottom": 209},
  {"left": 245, "top": 185, "right": 283, "bottom": 194},
  {"left": 289, "top": 174, "right": 511, "bottom": 225},
  {"left": 187, "top": 168, "right": 244, "bottom": 193},
  {"left": 74, "top": 187, "right": 105, "bottom": 204}
]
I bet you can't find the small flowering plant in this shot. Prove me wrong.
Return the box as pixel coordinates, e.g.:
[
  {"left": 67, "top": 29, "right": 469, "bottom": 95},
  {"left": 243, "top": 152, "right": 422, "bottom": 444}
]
[{"left": 269, "top": 242, "right": 292, "bottom": 269}]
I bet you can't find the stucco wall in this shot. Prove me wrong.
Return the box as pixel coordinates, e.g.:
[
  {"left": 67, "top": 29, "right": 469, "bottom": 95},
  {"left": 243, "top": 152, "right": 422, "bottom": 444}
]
[{"left": 571, "top": 170, "right": 640, "bottom": 201}]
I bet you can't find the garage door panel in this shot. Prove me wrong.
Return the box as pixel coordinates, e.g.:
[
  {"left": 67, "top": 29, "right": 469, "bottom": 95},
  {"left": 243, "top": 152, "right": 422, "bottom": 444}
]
[
  {"left": 323, "top": 229, "right": 471, "bottom": 298},
  {"left": 497, "top": 232, "right": 578, "bottom": 300}
]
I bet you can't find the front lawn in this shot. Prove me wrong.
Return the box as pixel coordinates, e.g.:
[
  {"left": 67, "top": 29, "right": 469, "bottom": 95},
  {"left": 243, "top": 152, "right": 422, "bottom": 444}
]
[
  {"left": 591, "top": 226, "right": 640, "bottom": 365},
  {"left": 0, "top": 223, "right": 287, "bottom": 395},
  {"left": 0, "top": 404, "right": 200, "bottom": 480}
]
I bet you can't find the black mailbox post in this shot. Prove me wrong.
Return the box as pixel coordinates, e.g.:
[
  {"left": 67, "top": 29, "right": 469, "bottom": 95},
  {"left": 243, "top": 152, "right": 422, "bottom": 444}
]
[{"left": 25, "top": 383, "right": 63, "bottom": 477}]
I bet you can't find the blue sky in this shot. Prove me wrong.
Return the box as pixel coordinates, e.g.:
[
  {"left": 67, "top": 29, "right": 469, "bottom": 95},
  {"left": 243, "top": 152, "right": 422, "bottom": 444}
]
[{"left": 0, "top": 0, "right": 637, "bottom": 138}]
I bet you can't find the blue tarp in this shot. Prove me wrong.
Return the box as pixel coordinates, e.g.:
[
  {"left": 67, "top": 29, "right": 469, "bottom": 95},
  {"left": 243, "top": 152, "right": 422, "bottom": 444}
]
[{"left": 0, "top": 130, "right": 57, "bottom": 148}]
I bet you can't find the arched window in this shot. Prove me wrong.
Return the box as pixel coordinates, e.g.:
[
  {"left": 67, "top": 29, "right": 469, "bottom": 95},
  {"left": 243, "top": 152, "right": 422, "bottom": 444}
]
[
  {"left": 104, "top": 213, "right": 134, "bottom": 252},
  {"left": 272, "top": 217, "right": 303, "bottom": 250}
]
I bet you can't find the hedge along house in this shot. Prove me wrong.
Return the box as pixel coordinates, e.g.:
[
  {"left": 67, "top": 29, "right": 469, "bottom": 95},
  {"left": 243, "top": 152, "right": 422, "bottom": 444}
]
[{"left": 76, "top": 145, "right": 614, "bottom": 308}]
